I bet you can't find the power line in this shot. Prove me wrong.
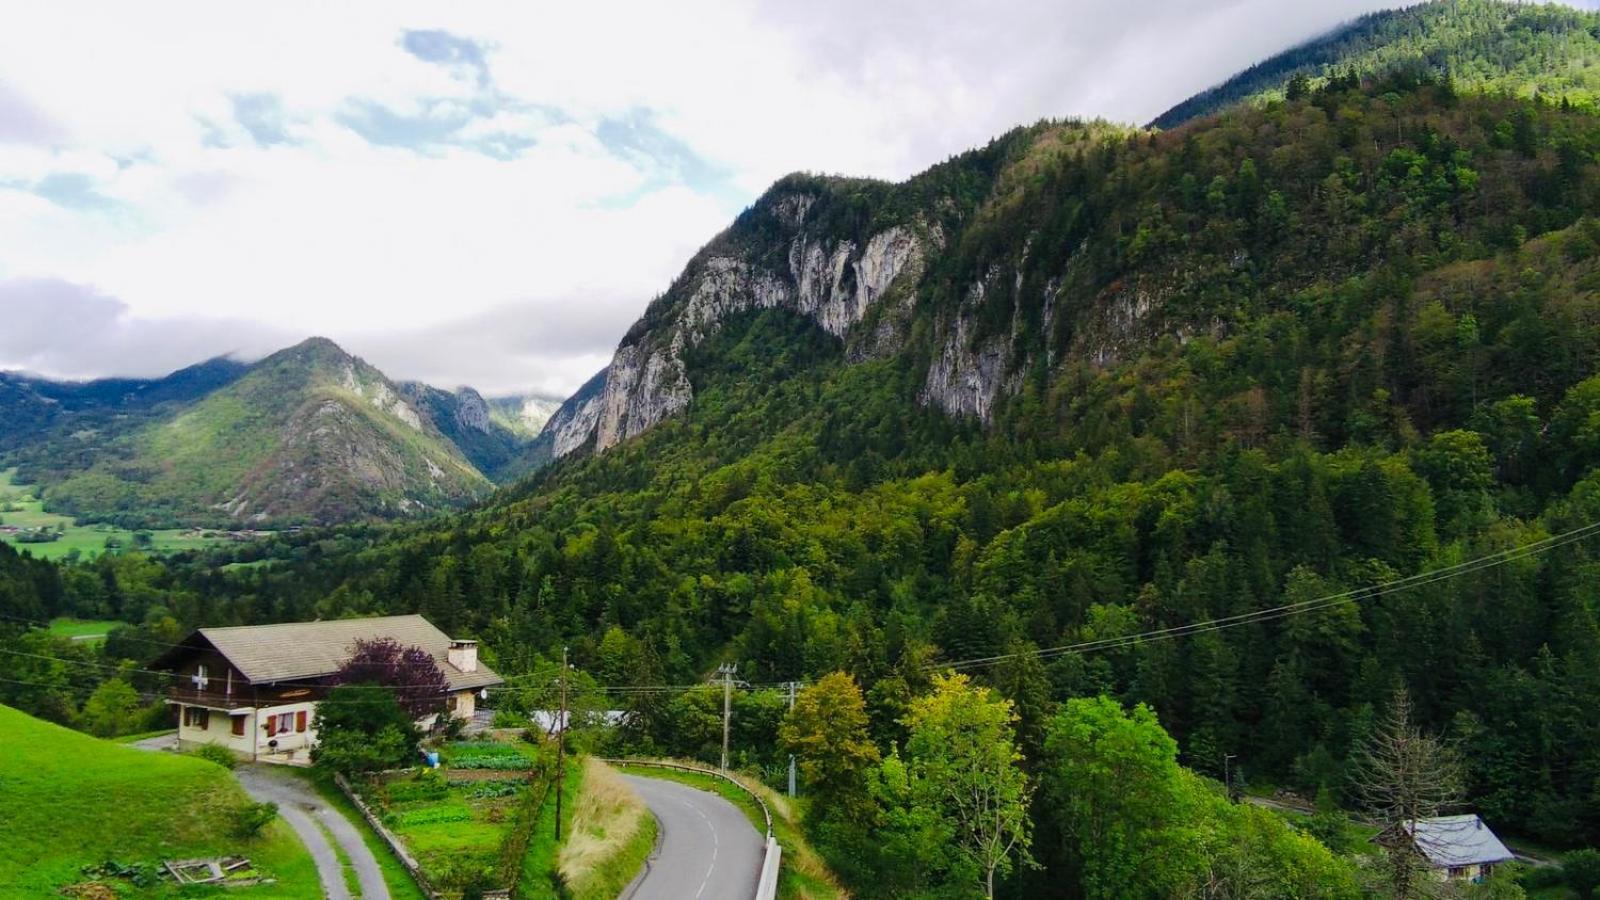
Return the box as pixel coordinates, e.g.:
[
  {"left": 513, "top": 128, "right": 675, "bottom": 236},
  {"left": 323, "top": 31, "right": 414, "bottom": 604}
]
[{"left": 931, "top": 519, "right": 1600, "bottom": 673}]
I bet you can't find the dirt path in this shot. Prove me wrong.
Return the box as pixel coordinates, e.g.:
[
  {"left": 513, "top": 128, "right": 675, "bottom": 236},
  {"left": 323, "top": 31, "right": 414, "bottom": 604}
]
[{"left": 234, "top": 765, "right": 391, "bottom": 899}]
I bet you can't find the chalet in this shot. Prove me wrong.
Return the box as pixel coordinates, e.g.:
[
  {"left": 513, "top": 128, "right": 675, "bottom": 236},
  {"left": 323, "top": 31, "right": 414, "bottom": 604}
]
[
  {"left": 152, "top": 615, "right": 503, "bottom": 763},
  {"left": 1377, "top": 814, "right": 1514, "bottom": 883}
]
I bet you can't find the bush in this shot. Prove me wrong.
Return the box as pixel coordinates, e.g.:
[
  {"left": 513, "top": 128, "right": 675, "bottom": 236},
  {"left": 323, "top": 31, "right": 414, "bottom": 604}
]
[
  {"left": 188, "top": 743, "right": 238, "bottom": 770},
  {"left": 232, "top": 801, "right": 278, "bottom": 840},
  {"left": 1566, "top": 849, "right": 1600, "bottom": 899}
]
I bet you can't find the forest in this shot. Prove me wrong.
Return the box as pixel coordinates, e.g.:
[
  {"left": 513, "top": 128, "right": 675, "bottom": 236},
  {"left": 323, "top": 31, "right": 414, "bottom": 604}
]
[{"left": 7, "top": 68, "right": 1600, "bottom": 895}]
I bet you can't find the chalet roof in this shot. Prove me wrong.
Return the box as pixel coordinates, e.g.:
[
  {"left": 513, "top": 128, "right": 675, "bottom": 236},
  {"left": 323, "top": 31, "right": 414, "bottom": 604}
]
[
  {"left": 156, "top": 614, "right": 502, "bottom": 692},
  {"left": 1403, "top": 815, "right": 1514, "bottom": 868}
]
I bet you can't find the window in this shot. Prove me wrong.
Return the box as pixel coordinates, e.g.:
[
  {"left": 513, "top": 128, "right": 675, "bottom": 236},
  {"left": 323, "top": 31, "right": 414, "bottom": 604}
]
[
  {"left": 183, "top": 707, "right": 210, "bottom": 730},
  {"left": 278, "top": 715, "right": 291, "bottom": 735},
  {"left": 295, "top": 710, "right": 307, "bottom": 733},
  {"left": 231, "top": 716, "right": 245, "bottom": 736}
]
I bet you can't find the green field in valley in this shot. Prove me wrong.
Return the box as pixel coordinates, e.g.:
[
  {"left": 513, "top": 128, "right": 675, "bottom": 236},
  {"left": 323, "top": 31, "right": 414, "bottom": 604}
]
[
  {"left": 45, "top": 617, "right": 128, "bottom": 644},
  {"left": 0, "top": 468, "right": 231, "bottom": 561},
  {"left": 0, "top": 703, "right": 320, "bottom": 897}
]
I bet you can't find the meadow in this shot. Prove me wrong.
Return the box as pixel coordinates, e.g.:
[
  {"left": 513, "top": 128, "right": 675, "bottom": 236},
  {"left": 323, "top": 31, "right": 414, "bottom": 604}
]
[
  {"left": 0, "top": 467, "right": 229, "bottom": 562},
  {"left": 0, "top": 703, "right": 319, "bottom": 897}
]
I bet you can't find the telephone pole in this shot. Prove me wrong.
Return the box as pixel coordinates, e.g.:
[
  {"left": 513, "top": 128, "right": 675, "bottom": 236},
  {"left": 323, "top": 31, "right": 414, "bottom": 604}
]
[
  {"left": 786, "top": 681, "right": 798, "bottom": 798},
  {"left": 717, "top": 663, "right": 736, "bottom": 771},
  {"left": 555, "top": 646, "right": 568, "bottom": 839}
]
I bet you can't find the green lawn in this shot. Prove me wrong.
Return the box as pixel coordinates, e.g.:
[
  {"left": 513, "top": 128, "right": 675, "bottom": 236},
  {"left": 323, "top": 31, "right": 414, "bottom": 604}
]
[
  {"left": 517, "top": 757, "right": 581, "bottom": 900},
  {"left": 46, "top": 616, "right": 126, "bottom": 643},
  {"left": 0, "top": 703, "right": 320, "bottom": 897},
  {"left": 0, "top": 468, "right": 231, "bottom": 561}
]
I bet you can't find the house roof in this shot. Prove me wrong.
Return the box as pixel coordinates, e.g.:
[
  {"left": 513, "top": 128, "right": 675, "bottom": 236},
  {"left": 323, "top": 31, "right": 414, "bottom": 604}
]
[
  {"left": 1403, "top": 815, "right": 1514, "bottom": 868},
  {"left": 155, "top": 614, "right": 503, "bottom": 693}
]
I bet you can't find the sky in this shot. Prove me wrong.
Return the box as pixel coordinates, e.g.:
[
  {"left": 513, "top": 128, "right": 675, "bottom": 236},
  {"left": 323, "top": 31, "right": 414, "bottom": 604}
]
[{"left": 0, "top": 0, "right": 1429, "bottom": 398}]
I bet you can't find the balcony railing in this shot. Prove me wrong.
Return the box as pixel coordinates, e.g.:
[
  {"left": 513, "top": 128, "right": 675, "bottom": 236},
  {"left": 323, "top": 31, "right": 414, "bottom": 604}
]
[{"left": 166, "top": 688, "right": 255, "bottom": 710}]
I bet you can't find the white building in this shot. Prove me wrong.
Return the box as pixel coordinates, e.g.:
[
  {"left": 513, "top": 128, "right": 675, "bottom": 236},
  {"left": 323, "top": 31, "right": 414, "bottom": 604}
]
[{"left": 153, "top": 614, "right": 503, "bottom": 764}]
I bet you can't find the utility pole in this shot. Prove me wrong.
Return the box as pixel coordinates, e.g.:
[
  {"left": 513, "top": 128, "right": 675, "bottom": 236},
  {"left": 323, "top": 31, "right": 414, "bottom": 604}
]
[
  {"left": 717, "top": 663, "right": 736, "bottom": 771},
  {"left": 555, "top": 646, "right": 568, "bottom": 840},
  {"left": 786, "top": 681, "right": 797, "bottom": 798}
]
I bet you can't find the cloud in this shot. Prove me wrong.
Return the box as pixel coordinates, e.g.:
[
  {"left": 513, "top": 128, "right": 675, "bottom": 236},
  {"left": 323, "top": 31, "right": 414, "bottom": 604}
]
[
  {"left": 0, "top": 0, "right": 1419, "bottom": 398},
  {"left": 0, "top": 82, "right": 65, "bottom": 146},
  {"left": 0, "top": 278, "right": 291, "bottom": 380},
  {"left": 400, "top": 29, "right": 490, "bottom": 87}
]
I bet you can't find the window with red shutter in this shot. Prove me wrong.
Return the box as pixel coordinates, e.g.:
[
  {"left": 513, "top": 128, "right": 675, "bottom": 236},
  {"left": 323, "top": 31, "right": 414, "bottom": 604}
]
[
  {"left": 232, "top": 716, "right": 245, "bottom": 736},
  {"left": 296, "top": 710, "right": 307, "bottom": 733},
  {"left": 278, "top": 715, "right": 291, "bottom": 735}
]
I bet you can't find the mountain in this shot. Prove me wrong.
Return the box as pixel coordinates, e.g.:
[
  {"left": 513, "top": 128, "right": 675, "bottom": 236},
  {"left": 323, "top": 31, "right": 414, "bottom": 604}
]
[
  {"left": 501, "top": 369, "right": 608, "bottom": 476},
  {"left": 487, "top": 394, "right": 564, "bottom": 440},
  {"left": 0, "top": 356, "right": 249, "bottom": 451},
  {"left": 194, "top": 59, "right": 1600, "bottom": 873},
  {"left": 18, "top": 9, "right": 1600, "bottom": 892},
  {"left": 1152, "top": 0, "right": 1600, "bottom": 128},
  {"left": 14, "top": 338, "right": 490, "bottom": 527},
  {"left": 397, "top": 382, "right": 528, "bottom": 479}
]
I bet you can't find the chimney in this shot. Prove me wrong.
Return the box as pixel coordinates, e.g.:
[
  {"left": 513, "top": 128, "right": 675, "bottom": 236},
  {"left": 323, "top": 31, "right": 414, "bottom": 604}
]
[{"left": 448, "top": 639, "right": 478, "bottom": 674}]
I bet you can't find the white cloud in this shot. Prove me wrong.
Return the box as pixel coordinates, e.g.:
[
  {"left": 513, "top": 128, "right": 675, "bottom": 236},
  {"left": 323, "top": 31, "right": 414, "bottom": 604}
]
[{"left": 0, "top": 0, "right": 1410, "bottom": 396}]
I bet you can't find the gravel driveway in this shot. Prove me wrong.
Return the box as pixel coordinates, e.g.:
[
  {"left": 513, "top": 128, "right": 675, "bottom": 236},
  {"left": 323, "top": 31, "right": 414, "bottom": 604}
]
[{"left": 233, "top": 764, "right": 391, "bottom": 900}]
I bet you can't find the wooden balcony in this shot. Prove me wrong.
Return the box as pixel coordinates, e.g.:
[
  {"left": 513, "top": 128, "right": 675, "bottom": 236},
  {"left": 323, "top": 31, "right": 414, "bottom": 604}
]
[{"left": 166, "top": 688, "right": 256, "bottom": 710}]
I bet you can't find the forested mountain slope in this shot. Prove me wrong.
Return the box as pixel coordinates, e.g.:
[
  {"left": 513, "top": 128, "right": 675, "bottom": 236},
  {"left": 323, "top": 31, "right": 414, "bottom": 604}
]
[
  {"left": 120, "top": 73, "right": 1600, "bottom": 878},
  {"left": 1153, "top": 0, "right": 1600, "bottom": 128},
  {"left": 11, "top": 337, "right": 491, "bottom": 527},
  {"left": 0, "top": 356, "right": 248, "bottom": 451}
]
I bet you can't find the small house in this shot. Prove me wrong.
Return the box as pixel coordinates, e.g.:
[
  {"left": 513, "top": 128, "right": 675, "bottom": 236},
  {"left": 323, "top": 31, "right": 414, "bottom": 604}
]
[
  {"left": 152, "top": 614, "right": 503, "bottom": 763},
  {"left": 1379, "top": 814, "right": 1514, "bottom": 883}
]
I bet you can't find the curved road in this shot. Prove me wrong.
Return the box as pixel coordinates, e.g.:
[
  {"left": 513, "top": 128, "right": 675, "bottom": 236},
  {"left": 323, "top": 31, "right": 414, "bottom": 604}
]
[
  {"left": 233, "top": 764, "right": 391, "bottom": 900},
  {"left": 623, "top": 775, "right": 763, "bottom": 900}
]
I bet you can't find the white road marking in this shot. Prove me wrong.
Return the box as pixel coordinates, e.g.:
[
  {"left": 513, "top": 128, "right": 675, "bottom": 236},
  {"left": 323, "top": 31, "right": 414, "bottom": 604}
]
[{"left": 685, "top": 796, "right": 719, "bottom": 899}]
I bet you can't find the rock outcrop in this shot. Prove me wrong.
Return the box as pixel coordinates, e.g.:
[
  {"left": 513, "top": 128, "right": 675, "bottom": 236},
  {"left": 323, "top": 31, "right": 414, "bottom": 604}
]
[{"left": 584, "top": 193, "right": 928, "bottom": 453}]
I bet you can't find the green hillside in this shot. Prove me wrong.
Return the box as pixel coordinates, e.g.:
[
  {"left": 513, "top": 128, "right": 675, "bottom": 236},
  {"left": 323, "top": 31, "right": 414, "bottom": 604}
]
[
  {"left": 1153, "top": 0, "right": 1600, "bottom": 127},
  {"left": 13, "top": 12, "right": 1600, "bottom": 897},
  {"left": 138, "top": 74, "right": 1600, "bottom": 892},
  {"left": 0, "top": 704, "right": 318, "bottom": 896},
  {"left": 19, "top": 338, "right": 490, "bottom": 528}
]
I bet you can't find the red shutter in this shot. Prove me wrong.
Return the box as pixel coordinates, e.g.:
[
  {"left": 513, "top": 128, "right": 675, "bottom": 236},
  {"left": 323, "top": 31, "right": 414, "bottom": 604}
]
[
  {"left": 296, "top": 711, "right": 307, "bottom": 733},
  {"left": 232, "top": 716, "right": 245, "bottom": 736},
  {"left": 265, "top": 714, "right": 276, "bottom": 734}
]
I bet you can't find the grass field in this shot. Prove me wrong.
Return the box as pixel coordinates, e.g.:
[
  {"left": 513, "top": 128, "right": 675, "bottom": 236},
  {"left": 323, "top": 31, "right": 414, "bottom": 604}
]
[
  {"left": 0, "top": 468, "right": 229, "bottom": 561},
  {"left": 46, "top": 616, "right": 126, "bottom": 643},
  {"left": 616, "top": 763, "right": 843, "bottom": 900},
  {"left": 559, "top": 758, "right": 656, "bottom": 900},
  {"left": 0, "top": 703, "right": 320, "bottom": 897}
]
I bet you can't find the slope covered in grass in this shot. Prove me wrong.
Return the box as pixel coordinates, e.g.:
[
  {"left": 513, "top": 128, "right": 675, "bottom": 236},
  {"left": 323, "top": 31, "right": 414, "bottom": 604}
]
[{"left": 0, "top": 704, "right": 319, "bottom": 897}]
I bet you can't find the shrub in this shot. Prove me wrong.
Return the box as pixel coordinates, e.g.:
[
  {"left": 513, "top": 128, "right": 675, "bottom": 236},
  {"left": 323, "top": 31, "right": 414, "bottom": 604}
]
[
  {"left": 232, "top": 801, "right": 278, "bottom": 840},
  {"left": 1566, "top": 849, "right": 1600, "bottom": 899},
  {"left": 188, "top": 743, "right": 238, "bottom": 770}
]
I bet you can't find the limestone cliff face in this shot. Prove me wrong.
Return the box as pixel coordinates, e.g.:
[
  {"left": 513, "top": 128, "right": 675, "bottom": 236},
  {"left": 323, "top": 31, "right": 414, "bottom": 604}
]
[
  {"left": 451, "top": 387, "right": 494, "bottom": 433},
  {"left": 586, "top": 196, "right": 928, "bottom": 453}
]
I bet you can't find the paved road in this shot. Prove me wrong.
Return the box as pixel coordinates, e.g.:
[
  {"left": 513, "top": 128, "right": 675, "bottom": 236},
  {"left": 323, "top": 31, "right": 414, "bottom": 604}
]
[
  {"left": 233, "top": 765, "right": 391, "bottom": 900},
  {"left": 623, "top": 775, "right": 763, "bottom": 900}
]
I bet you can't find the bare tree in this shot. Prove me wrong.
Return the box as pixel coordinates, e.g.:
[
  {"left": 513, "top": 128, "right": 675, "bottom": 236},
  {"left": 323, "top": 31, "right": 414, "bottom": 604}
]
[{"left": 1348, "top": 687, "right": 1465, "bottom": 899}]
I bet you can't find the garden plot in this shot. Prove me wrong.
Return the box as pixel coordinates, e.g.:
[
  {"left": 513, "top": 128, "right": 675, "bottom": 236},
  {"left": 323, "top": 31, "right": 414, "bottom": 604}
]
[{"left": 366, "top": 739, "right": 547, "bottom": 898}]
